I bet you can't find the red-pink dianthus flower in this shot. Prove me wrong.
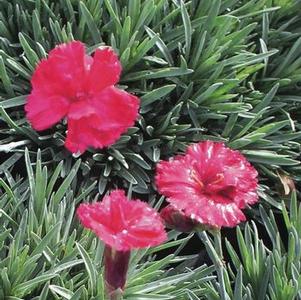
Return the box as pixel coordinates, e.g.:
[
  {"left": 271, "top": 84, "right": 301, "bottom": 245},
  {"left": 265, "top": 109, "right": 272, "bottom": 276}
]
[
  {"left": 77, "top": 190, "right": 167, "bottom": 251},
  {"left": 156, "top": 141, "right": 258, "bottom": 228},
  {"left": 25, "top": 41, "right": 140, "bottom": 154}
]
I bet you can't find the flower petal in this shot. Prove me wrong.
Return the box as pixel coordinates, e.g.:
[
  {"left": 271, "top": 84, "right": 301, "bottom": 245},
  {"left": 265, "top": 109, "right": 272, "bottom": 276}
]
[
  {"left": 91, "top": 86, "right": 140, "bottom": 130},
  {"left": 76, "top": 190, "right": 167, "bottom": 251},
  {"left": 156, "top": 155, "right": 201, "bottom": 200},
  {"left": 25, "top": 91, "right": 69, "bottom": 130},
  {"left": 65, "top": 86, "right": 139, "bottom": 153},
  {"left": 86, "top": 47, "right": 122, "bottom": 93},
  {"left": 31, "top": 41, "right": 87, "bottom": 97},
  {"left": 64, "top": 117, "right": 96, "bottom": 154},
  {"left": 186, "top": 141, "right": 227, "bottom": 181},
  {"left": 183, "top": 197, "right": 246, "bottom": 227}
]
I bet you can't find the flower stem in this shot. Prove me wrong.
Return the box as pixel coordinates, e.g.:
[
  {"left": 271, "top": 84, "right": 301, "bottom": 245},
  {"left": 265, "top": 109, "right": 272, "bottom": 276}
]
[
  {"left": 214, "top": 230, "right": 223, "bottom": 257},
  {"left": 108, "top": 289, "right": 123, "bottom": 300},
  {"left": 198, "top": 231, "right": 230, "bottom": 300}
]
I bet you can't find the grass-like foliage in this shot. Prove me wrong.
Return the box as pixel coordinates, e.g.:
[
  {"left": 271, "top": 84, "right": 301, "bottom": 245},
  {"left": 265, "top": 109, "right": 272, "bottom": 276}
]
[
  {"left": 0, "top": 151, "right": 215, "bottom": 299},
  {"left": 0, "top": 0, "right": 300, "bottom": 197},
  {"left": 200, "top": 192, "right": 301, "bottom": 300},
  {"left": 1, "top": 0, "right": 301, "bottom": 299},
  {"left": 1, "top": 149, "right": 300, "bottom": 299}
]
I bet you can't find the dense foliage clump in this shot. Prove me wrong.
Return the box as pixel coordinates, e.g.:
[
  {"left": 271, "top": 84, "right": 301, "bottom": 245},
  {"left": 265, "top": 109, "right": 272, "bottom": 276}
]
[{"left": 0, "top": 0, "right": 301, "bottom": 299}]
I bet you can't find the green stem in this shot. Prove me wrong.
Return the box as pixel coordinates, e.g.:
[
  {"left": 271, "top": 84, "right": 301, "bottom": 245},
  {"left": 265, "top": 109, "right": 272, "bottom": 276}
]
[
  {"left": 199, "top": 231, "right": 229, "bottom": 300},
  {"left": 214, "top": 231, "right": 223, "bottom": 257},
  {"left": 109, "top": 289, "right": 123, "bottom": 300}
]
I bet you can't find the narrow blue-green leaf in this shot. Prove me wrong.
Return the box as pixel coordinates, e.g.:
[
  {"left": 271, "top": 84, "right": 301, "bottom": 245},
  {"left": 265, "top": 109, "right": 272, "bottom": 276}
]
[
  {"left": 125, "top": 67, "right": 193, "bottom": 81},
  {"left": 180, "top": 0, "right": 192, "bottom": 59},
  {"left": 141, "top": 85, "right": 176, "bottom": 106},
  {"left": 76, "top": 243, "right": 97, "bottom": 293},
  {"left": 0, "top": 56, "right": 14, "bottom": 96},
  {"left": 79, "top": 2, "right": 102, "bottom": 43},
  {"left": 145, "top": 26, "right": 174, "bottom": 65},
  {"left": 0, "top": 95, "right": 27, "bottom": 109}
]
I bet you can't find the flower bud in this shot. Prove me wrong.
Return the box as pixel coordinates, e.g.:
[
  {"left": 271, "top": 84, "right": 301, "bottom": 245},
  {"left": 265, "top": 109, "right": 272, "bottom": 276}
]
[
  {"left": 104, "top": 245, "right": 131, "bottom": 299},
  {"left": 160, "top": 205, "right": 197, "bottom": 232}
]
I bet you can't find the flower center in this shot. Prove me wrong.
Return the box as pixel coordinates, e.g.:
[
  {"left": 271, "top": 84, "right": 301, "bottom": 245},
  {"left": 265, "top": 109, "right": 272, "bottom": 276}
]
[
  {"left": 210, "top": 173, "right": 224, "bottom": 185},
  {"left": 190, "top": 170, "right": 204, "bottom": 189},
  {"left": 190, "top": 169, "right": 235, "bottom": 203},
  {"left": 72, "top": 91, "right": 90, "bottom": 102},
  {"left": 190, "top": 170, "right": 225, "bottom": 191}
]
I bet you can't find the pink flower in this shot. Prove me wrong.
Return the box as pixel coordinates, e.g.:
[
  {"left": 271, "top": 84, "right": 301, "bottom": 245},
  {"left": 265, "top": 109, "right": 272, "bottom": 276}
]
[
  {"left": 25, "top": 41, "right": 140, "bottom": 154},
  {"left": 77, "top": 190, "right": 167, "bottom": 251},
  {"left": 156, "top": 141, "right": 258, "bottom": 228},
  {"left": 77, "top": 190, "right": 166, "bottom": 297}
]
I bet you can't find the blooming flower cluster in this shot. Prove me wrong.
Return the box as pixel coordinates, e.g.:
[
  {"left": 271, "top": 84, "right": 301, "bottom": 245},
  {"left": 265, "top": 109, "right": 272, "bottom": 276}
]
[{"left": 25, "top": 41, "right": 259, "bottom": 299}]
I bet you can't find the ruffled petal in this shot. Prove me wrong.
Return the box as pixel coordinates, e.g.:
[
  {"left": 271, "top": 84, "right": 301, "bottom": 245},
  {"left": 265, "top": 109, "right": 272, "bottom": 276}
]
[
  {"left": 182, "top": 196, "right": 246, "bottom": 227},
  {"left": 156, "top": 155, "right": 200, "bottom": 200},
  {"left": 65, "top": 86, "right": 139, "bottom": 153},
  {"left": 91, "top": 86, "right": 139, "bottom": 131},
  {"left": 64, "top": 117, "right": 96, "bottom": 154},
  {"left": 31, "top": 41, "right": 87, "bottom": 97},
  {"left": 186, "top": 141, "right": 227, "bottom": 181},
  {"left": 76, "top": 190, "right": 167, "bottom": 251},
  {"left": 25, "top": 91, "right": 69, "bottom": 130},
  {"left": 86, "top": 47, "right": 122, "bottom": 93}
]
